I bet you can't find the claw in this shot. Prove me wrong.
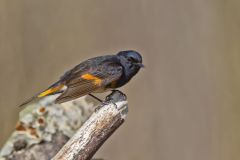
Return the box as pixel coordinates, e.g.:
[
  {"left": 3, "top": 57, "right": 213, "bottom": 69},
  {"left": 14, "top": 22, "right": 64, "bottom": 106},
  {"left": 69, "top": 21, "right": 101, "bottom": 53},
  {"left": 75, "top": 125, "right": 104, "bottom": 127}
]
[{"left": 94, "top": 90, "right": 126, "bottom": 112}]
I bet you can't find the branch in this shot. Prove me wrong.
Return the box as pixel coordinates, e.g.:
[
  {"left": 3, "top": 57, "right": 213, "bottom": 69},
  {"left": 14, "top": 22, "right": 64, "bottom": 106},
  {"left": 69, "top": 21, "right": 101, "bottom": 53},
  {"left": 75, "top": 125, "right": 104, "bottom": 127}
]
[
  {"left": 0, "top": 91, "right": 128, "bottom": 160},
  {"left": 53, "top": 91, "right": 128, "bottom": 160}
]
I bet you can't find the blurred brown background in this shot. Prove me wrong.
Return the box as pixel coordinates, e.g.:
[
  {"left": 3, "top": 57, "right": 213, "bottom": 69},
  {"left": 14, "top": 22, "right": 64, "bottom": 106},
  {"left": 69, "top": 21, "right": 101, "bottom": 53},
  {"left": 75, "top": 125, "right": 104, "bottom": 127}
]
[{"left": 0, "top": 0, "right": 240, "bottom": 160}]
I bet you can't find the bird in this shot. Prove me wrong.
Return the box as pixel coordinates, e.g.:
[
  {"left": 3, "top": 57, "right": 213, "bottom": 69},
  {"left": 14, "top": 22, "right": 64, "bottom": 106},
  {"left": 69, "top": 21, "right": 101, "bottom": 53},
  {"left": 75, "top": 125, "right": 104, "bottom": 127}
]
[{"left": 19, "top": 50, "right": 144, "bottom": 107}]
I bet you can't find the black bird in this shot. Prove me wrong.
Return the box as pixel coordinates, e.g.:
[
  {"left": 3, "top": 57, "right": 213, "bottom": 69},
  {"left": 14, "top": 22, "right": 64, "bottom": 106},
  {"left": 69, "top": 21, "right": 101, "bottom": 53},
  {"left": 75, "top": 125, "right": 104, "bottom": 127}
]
[{"left": 19, "top": 50, "right": 144, "bottom": 107}]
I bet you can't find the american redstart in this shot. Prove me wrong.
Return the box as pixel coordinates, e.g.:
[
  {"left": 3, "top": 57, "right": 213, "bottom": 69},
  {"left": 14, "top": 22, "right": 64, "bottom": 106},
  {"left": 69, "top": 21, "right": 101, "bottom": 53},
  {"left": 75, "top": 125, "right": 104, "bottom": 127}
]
[{"left": 19, "top": 50, "right": 144, "bottom": 107}]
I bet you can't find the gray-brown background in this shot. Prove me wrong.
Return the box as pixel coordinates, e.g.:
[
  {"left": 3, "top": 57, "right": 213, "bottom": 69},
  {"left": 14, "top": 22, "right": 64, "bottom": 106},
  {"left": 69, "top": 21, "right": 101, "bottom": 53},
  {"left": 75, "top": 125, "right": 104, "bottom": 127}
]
[{"left": 1, "top": 1, "right": 240, "bottom": 160}]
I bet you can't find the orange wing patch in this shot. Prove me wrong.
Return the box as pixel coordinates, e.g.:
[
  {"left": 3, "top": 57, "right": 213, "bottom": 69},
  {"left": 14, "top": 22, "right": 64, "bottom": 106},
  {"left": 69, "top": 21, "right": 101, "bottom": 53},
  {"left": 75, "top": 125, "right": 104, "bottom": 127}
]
[
  {"left": 38, "top": 84, "right": 64, "bottom": 98},
  {"left": 81, "top": 73, "right": 102, "bottom": 86}
]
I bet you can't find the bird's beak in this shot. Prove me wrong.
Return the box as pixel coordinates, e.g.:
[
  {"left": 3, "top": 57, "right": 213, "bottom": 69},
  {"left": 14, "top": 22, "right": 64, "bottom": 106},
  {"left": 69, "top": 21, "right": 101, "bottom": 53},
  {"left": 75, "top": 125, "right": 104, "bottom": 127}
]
[{"left": 135, "top": 63, "right": 145, "bottom": 68}]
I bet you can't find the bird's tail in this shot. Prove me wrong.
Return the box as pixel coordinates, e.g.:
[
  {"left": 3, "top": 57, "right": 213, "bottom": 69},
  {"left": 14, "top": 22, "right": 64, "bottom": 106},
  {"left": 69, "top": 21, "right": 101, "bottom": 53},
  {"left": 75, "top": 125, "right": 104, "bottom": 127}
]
[{"left": 18, "top": 81, "right": 65, "bottom": 107}]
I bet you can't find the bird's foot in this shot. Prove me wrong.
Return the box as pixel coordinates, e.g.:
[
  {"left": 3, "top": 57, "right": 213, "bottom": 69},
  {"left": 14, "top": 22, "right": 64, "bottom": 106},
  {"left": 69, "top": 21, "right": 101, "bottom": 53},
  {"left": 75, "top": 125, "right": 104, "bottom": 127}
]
[{"left": 94, "top": 90, "right": 126, "bottom": 112}]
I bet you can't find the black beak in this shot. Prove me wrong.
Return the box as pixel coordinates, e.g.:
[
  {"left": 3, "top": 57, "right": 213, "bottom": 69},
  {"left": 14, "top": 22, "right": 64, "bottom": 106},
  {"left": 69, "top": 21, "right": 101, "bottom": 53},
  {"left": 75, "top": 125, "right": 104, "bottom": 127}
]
[{"left": 135, "top": 63, "right": 145, "bottom": 68}]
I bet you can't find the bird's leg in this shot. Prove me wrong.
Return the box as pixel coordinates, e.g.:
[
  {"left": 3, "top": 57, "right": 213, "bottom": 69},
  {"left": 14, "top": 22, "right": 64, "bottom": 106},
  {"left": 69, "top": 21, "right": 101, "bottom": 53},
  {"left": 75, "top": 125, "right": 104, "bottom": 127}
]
[
  {"left": 93, "top": 90, "right": 126, "bottom": 112},
  {"left": 88, "top": 94, "right": 106, "bottom": 112},
  {"left": 88, "top": 94, "right": 103, "bottom": 103},
  {"left": 88, "top": 94, "right": 107, "bottom": 112}
]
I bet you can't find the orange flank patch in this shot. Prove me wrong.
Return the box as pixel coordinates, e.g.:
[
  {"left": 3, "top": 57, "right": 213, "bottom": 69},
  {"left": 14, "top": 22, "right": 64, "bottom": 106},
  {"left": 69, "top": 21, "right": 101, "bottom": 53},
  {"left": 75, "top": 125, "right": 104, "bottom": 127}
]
[
  {"left": 110, "top": 80, "right": 117, "bottom": 88},
  {"left": 81, "top": 73, "right": 102, "bottom": 86},
  {"left": 38, "top": 84, "right": 64, "bottom": 98}
]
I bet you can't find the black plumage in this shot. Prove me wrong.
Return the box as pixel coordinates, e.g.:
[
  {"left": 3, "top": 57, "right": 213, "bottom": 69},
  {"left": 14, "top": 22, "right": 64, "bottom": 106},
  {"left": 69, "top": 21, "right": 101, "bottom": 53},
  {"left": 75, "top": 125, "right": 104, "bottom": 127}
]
[{"left": 19, "top": 50, "right": 143, "bottom": 106}]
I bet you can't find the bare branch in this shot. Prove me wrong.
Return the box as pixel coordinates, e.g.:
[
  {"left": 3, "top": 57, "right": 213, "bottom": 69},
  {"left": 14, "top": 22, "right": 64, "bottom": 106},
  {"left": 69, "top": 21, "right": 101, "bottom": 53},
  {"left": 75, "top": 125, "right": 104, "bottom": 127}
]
[{"left": 53, "top": 99, "right": 128, "bottom": 160}]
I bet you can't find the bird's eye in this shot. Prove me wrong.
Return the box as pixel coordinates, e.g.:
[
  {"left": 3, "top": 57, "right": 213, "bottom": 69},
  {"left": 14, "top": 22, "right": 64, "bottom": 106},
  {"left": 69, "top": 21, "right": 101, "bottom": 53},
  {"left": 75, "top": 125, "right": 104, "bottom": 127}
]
[{"left": 128, "top": 57, "right": 137, "bottom": 62}]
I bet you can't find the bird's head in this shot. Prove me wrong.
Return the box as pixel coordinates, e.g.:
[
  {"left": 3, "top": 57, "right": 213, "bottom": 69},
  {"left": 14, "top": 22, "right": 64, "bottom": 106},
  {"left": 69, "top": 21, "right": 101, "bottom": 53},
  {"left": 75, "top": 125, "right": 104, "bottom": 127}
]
[
  {"left": 117, "top": 50, "right": 144, "bottom": 77},
  {"left": 117, "top": 50, "right": 144, "bottom": 68}
]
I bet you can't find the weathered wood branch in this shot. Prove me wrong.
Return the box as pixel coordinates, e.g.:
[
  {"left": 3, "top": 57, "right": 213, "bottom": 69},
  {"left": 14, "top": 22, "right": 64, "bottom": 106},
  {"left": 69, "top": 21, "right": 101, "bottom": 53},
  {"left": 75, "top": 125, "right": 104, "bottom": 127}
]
[
  {"left": 0, "top": 91, "right": 128, "bottom": 160},
  {"left": 53, "top": 92, "right": 128, "bottom": 160}
]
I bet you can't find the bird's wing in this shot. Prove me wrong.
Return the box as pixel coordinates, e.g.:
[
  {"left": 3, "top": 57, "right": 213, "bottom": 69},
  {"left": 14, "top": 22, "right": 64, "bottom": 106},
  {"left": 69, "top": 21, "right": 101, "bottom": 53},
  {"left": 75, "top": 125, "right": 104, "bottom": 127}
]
[
  {"left": 55, "top": 62, "right": 122, "bottom": 104},
  {"left": 18, "top": 56, "right": 118, "bottom": 107}
]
